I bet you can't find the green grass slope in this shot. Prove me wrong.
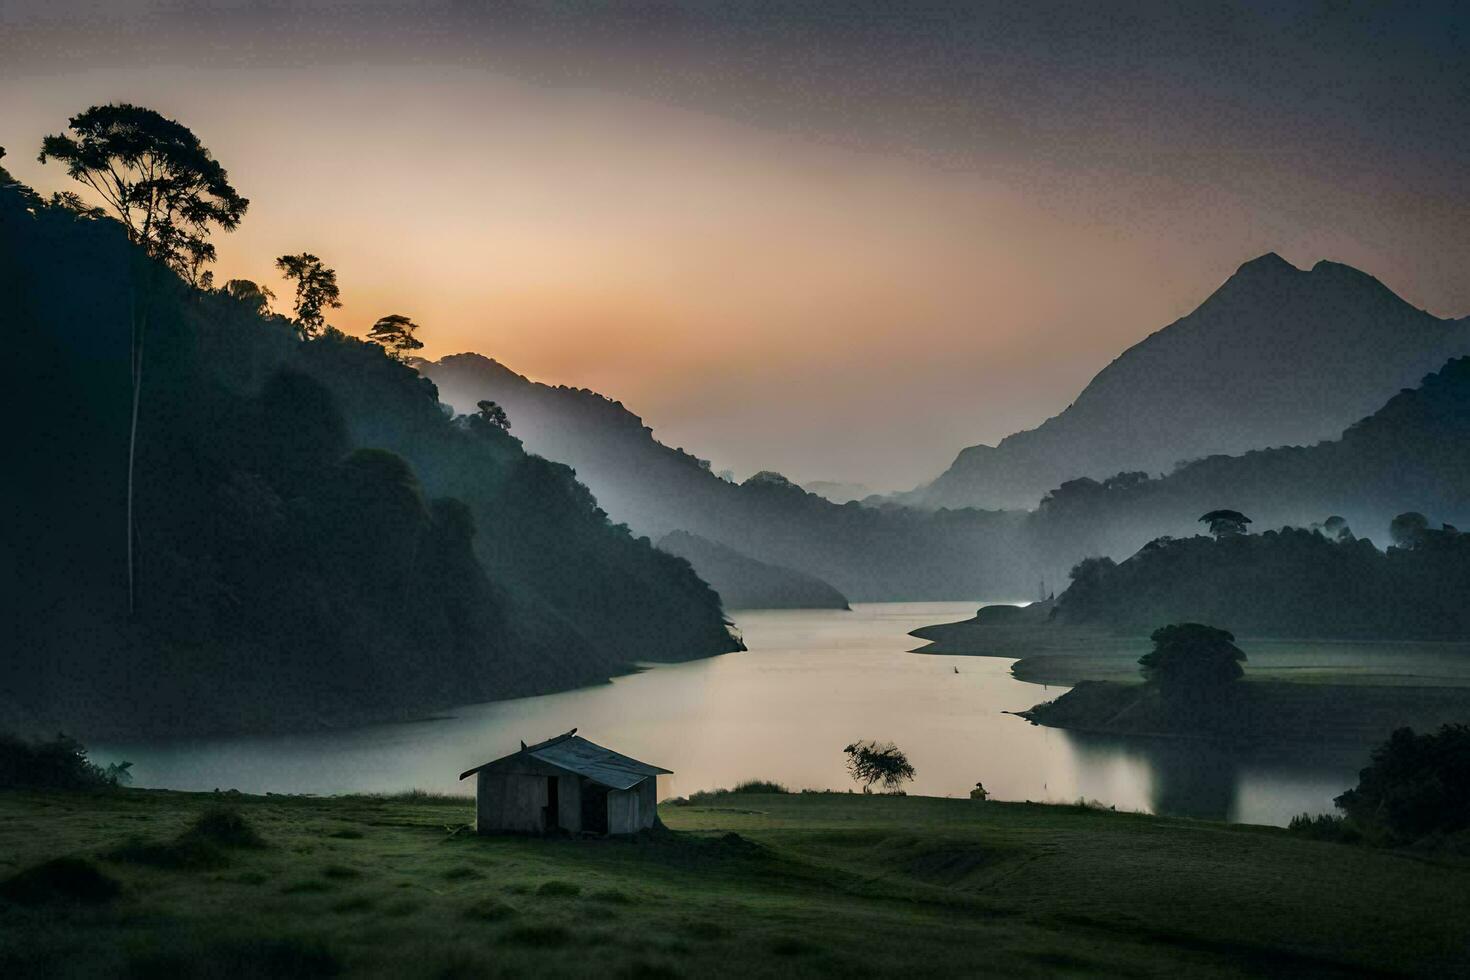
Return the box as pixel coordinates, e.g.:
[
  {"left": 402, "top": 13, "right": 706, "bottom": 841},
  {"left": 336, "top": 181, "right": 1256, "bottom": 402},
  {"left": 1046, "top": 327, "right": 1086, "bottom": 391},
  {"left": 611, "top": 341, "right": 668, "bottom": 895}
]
[{"left": 2, "top": 789, "right": 1467, "bottom": 977}]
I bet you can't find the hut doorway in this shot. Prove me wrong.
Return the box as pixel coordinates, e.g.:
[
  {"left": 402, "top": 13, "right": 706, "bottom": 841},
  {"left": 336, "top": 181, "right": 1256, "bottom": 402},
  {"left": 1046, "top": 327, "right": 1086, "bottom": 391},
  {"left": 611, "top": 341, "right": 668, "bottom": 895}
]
[
  {"left": 580, "top": 781, "right": 609, "bottom": 835},
  {"left": 543, "top": 776, "right": 560, "bottom": 831}
]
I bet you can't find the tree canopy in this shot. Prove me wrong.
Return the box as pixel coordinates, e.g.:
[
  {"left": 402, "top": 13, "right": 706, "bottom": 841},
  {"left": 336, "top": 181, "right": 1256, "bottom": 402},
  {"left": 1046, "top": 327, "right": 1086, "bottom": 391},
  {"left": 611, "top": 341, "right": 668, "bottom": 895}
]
[
  {"left": 1199, "top": 509, "right": 1251, "bottom": 538},
  {"left": 476, "top": 399, "right": 511, "bottom": 431},
  {"left": 223, "top": 279, "right": 275, "bottom": 315},
  {"left": 1138, "top": 623, "right": 1246, "bottom": 694},
  {"left": 1335, "top": 724, "right": 1470, "bottom": 844},
  {"left": 1389, "top": 511, "right": 1429, "bottom": 549},
  {"left": 368, "top": 314, "right": 425, "bottom": 362},
  {"left": 38, "top": 103, "right": 248, "bottom": 286},
  {"left": 275, "top": 253, "right": 342, "bottom": 339}
]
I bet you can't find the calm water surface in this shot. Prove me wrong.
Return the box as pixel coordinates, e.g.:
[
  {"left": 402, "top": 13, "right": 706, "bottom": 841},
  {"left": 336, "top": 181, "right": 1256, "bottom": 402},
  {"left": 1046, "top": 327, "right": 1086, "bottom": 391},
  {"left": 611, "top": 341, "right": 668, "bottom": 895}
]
[{"left": 94, "top": 602, "right": 1368, "bottom": 826}]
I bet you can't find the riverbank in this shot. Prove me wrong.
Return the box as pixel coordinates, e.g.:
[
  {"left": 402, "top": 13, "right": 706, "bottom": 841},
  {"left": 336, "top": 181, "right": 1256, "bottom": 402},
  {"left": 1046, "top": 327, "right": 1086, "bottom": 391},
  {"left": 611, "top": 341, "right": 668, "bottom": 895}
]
[
  {"left": 1020, "top": 679, "right": 1470, "bottom": 743},
  {"left": 3, "top": 787, "right": 1469, "bottom": 977},
  {"left": 911, "top": 610, "right": 1470, "bottom": 741}
]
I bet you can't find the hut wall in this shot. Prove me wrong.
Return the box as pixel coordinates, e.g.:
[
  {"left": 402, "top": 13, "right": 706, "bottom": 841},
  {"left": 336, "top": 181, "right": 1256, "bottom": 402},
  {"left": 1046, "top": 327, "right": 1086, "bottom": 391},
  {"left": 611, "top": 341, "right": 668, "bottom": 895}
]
[
  {"left": 637, "top": 776, "right": 658, "bottom": 830},
  {"left": 476, "top": 771, "right": 549, "bottom": 833},
  {"left": 606, "top": 786, "right": 640, "bottom": 835},
  {"left": 556, "top": 774, "right": 582, "bottom": 833}
]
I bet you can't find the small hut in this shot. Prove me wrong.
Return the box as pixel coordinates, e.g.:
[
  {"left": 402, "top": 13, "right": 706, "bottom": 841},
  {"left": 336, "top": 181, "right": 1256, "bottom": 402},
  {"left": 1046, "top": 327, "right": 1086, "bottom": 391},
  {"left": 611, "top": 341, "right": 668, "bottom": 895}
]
[{"left": 458, "top": 730, "right": 670, "bottom": 836}]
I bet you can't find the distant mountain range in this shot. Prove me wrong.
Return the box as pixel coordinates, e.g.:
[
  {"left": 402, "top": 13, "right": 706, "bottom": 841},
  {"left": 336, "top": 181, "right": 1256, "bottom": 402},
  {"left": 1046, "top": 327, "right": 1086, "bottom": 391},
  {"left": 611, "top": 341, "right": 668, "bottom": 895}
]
[
  {"left": 419, "top": 353, "right": 1031, "bottom": 601},
  {"left": 899, "top": 254, "right": 1470, "bottom": 510},
  {"left": 419, "top": 253, "right": 1470, "bottom": 606},
  {"left": 657, "top": 531, "right": 850, "bottom": 610}
]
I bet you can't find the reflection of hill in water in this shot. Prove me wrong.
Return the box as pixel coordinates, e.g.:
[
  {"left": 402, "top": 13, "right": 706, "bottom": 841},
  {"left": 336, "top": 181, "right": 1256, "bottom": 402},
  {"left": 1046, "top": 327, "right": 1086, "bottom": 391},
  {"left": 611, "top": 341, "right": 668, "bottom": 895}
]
[{"left": 1061, "top": 732, "right": 1365, "bottom": 823}]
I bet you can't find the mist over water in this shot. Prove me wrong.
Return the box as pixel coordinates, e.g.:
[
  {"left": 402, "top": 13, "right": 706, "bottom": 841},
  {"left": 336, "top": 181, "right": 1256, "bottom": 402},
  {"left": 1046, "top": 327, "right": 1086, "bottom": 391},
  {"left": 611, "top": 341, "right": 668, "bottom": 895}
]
[{"left": 94, "top": 603, "right": 1366, "bottom": 826}]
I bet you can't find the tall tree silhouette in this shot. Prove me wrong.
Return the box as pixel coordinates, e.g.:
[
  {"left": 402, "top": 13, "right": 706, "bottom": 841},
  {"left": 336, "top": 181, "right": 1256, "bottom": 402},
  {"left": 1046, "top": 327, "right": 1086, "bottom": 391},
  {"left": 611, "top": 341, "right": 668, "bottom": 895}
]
[
  {"left": 38, "top": 104, "right": 249, "bottom": 615},
  {"left": 275, "top": 253, "right": 341, "bottom": 339},
  {"left": 368, "top": 314, "right": 424, "bottom": 362},
  {"left": 37, "top": 104, "right": 248, "bottom": 284}
]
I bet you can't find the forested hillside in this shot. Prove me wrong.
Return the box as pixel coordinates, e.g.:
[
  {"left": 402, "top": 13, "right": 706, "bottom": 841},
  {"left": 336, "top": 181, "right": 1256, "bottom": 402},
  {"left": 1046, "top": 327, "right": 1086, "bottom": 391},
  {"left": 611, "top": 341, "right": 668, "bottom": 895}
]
[
  {"left": 422, "top": 353, "right": 1033, "bottom": 600},
  {"left": 1023, "top": 356, "right": 1470, "bottom": 585},
  {"left": 2, "top": 178, "right": 739, "bottom": 738},
  {"left": 656, "top": 531, "right": 850, "bottom": 610},
  {"left": 1052, "top": 524, "right": 1470, "bottom": 639}
]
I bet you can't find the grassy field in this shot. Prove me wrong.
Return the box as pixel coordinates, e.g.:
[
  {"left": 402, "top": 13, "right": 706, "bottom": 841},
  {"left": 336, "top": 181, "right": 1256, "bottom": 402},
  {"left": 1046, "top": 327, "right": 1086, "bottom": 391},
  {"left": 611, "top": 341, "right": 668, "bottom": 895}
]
[{"left": 3, "top": 788, "right": 1469, "bottom": 978}]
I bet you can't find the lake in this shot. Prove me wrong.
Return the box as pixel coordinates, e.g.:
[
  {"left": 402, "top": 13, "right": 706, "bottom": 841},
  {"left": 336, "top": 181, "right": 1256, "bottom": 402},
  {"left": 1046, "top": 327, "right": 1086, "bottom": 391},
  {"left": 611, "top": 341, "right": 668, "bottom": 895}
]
[{"left": 93, "top": 602, "right": 1370, "bottom": 826}]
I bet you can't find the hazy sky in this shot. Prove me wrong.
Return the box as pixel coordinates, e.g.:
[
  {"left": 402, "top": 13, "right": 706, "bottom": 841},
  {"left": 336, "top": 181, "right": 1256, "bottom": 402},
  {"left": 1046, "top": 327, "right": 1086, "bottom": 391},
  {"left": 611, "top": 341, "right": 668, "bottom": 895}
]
[{"left": 4, "top": 1, "right": 1467, "bottom": 489}]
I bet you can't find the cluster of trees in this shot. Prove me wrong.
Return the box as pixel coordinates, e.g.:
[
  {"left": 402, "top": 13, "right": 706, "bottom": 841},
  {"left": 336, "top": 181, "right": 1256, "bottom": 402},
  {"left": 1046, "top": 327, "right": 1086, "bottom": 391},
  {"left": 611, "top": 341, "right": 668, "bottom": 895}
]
[
  {"left": 5, "top": 104, "right": 741, "bottom": 738},
  {"left": 1294, "top": 724, "right": 1470, "bottom": 847},
  {"left": 1052, "top": 510, "right": 1470, "bottom": 639},
  {"left": 1025, "top": 355, "right": 1470, "bottom": 590},
  {"left": 0, "top": 733, "right": 131, "bottom": 791},
  {"left": 28, "top": 107, "right": 436, "bottom": 616}
]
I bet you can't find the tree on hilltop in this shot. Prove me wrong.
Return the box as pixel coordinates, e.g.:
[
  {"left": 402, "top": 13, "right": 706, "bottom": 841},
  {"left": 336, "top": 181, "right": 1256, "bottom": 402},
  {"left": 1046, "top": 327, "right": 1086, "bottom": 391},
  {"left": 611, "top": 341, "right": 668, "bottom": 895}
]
[
  {"left": 1199, "top": 509, "right": 1251, "bottom": 539},
  {"left": 39, "top": 104, "right": 248, "bottom": 287},
  {"left": 1389, "top": 512, "right": 1429, "bottom": 549},
  {"left": 275, "top": 253, "right": 342, "bottom": 339},
  {"left": 38, "top": 104, "right": 249, "bottom": 615},
  {"left": 368, "top": 314, "right": 425, "bottom": 362}
]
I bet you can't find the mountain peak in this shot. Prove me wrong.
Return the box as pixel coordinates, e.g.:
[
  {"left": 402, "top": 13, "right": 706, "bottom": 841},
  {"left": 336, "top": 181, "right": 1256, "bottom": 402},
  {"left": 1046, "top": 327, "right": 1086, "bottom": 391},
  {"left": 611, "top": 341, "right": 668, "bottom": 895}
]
[{"left": 1233, "top": 252, "right": 1300, "bottom": 277}]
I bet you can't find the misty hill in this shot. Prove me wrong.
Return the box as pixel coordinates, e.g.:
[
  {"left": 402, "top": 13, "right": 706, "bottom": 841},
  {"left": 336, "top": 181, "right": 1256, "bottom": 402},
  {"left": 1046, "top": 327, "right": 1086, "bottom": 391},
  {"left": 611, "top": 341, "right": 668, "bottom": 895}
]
[
  {"left": 801, "top": 481, "right": 872, "bottom": 504},
  {"left": 657, "top": 531, "right": 850, "bottom": 610},
  {"left": 419, "top": 353, "right": 1033, "bottom": 601},
  {"left": 4, "top": 179, "right": 739, "bottom": 739},
  {"left": 1023, "top": 356, "right": 1470, "bottom": 586},
  {"left": 905, "top": 254, "right": 1470, "bottom": 510}
]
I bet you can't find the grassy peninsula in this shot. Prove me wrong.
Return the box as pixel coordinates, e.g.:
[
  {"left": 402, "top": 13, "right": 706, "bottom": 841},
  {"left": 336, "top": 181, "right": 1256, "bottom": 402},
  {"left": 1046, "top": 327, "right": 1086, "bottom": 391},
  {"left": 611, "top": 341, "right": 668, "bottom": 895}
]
[
  {"left": 911, "top": 613, "right": 1470, "bottom": 742},
  {"left": 4, "top": 788, "right": 1470, "bottom": 978}
]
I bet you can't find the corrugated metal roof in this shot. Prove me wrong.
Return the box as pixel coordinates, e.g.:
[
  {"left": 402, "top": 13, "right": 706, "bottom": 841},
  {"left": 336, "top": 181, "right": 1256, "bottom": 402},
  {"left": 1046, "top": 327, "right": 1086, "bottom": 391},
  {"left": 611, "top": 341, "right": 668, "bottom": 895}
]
[{"left": 459, "top": 731, "right": 672, "bottom": 790}]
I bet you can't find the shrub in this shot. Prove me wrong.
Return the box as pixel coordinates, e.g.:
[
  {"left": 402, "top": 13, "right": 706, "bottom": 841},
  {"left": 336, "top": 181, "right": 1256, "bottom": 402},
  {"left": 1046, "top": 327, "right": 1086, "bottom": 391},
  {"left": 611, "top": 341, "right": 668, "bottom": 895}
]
[
  {"left": 1287, "top": 813, "right": 1362, "bottom": 844},
  {"left": 0, "top": 857, "right": 121, "bottom": 906},
  {"left": 190, "top": 807, "right": 265, "bottom": 848},
  {"left": 0, "top": 733, "right": 128, "bottom": 790},
  {"left": 465, "top": 897, "right": 517, "bottom": 921},
  {"left": 843, "top": 741, "right": 916, "bottom": 793},
  {"left": 729, "top": 780, "right": 790, "bottom": 794},
  {"left": 108, "top": 807, "right": 264, "bottom": 869}
]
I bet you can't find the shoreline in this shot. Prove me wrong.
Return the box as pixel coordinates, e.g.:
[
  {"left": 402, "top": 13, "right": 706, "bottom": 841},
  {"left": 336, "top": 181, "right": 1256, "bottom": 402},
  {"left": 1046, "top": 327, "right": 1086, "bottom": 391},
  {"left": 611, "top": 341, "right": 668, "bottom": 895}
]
[{"left": 913, "top": 610, "right": 1470, "bottom": 743}]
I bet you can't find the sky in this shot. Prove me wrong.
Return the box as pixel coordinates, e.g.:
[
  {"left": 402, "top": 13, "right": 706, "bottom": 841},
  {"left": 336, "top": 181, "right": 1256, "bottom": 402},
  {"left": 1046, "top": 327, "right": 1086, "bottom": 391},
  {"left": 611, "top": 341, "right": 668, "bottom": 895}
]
[{"left": 3, "top": 1, "right": 1468, "bottom": 490}]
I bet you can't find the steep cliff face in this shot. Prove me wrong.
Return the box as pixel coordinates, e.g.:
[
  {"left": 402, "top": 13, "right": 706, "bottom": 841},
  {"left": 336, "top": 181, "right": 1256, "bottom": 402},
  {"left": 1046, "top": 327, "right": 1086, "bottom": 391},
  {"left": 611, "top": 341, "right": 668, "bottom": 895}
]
[{"left": 905, "top": 254, "right": 1470, "bottom": 510}]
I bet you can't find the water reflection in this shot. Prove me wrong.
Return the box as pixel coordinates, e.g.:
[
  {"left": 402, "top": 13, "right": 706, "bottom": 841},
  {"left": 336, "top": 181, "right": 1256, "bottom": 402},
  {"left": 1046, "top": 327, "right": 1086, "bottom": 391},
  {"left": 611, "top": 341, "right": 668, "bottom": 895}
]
[
  {"left": 1062, "top": 731, "right": 1363, "bottom": 824},
  {"left": 91, "top": 603, "right": 1370, "bottom": 827}
]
